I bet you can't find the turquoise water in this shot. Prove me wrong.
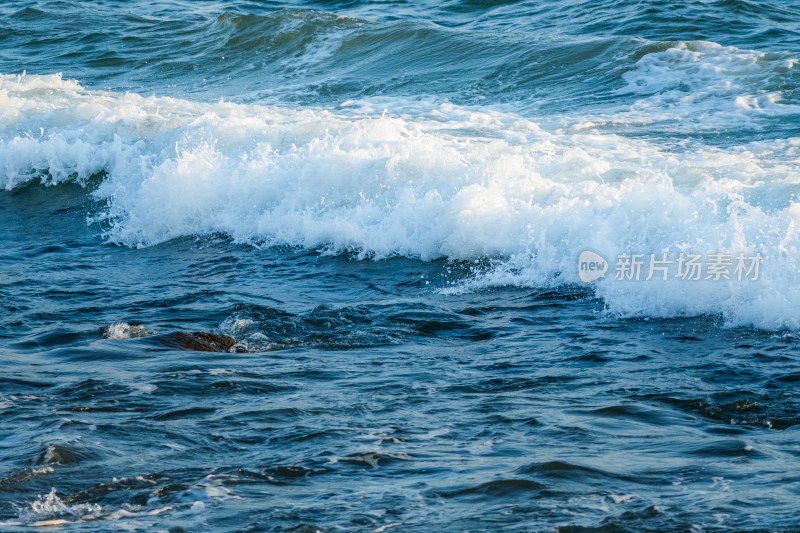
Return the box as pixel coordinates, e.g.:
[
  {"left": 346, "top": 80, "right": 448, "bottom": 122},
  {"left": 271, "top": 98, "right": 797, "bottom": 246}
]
[{"left": 2, "top": 1, "right": 800, "bottom": 531}]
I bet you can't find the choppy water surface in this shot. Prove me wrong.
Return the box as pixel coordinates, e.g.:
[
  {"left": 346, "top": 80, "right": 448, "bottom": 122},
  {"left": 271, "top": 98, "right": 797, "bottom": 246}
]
[{"left": 2, "top": 1, "right": 800, "bottom": 531}]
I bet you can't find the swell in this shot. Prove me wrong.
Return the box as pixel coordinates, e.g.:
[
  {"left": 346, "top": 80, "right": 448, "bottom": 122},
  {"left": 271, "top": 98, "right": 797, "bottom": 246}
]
[
  {"left": 3, "top": 1, "right": 799, "bottom": 108},
  {"left": 0, "top": 4, "right": 635, "bottom": 109}
]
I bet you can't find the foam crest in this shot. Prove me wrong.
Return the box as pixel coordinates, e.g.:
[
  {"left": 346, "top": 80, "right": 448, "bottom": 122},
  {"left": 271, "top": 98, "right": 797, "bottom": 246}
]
[
  {"left": 603, "top": 41, "right": 800, "bottom": 129},
  {"left": 2, "top": 65, "right": 800, "bottom": 330}
]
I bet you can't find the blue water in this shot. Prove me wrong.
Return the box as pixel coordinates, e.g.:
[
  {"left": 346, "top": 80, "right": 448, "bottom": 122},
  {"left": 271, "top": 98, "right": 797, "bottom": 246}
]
[{"left": 3, "top": 1, "right": 800, "bottom": 531}]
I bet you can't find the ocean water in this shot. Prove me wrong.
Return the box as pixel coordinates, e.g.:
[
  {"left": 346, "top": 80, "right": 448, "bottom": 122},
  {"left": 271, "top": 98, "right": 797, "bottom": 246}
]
[{"left": 2, "top": 0, "right": 800, "bottom": 531}]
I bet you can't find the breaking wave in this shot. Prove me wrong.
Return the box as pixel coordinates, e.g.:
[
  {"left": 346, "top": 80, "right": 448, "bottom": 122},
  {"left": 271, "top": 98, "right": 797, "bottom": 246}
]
[{"left": 2, "top": 39, "right": 800, "bottom": 329}]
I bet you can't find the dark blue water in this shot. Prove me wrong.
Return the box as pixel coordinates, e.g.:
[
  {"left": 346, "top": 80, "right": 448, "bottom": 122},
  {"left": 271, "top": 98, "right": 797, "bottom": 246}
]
[{"left": 3, "top": 1, "right": 800, "bottom": 531}]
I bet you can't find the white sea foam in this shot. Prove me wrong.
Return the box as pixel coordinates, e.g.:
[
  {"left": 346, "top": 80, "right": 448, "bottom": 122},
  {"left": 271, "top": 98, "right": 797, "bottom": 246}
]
[
  {"left": 20, "top": 488, "right": 102, "bottom": 523},
  {"left": 2, "top": 41, "right": 800, "bottom": 330},
  {"left": 129, "top": 383, "right": 157, "bottom": 395},
  {"left": 17, "top": 479, "right": 226, "bottom": 528},
  {"left": 575, "top": 41, "right": 800, "bottom": 131},
  {"left": 104, "top": 322, "right": 152, "bottom": 340}
]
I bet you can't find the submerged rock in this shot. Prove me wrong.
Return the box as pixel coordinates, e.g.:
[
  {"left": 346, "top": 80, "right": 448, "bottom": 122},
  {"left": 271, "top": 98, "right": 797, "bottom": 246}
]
[
  {"left": 161, "top": 331, "right": 241, "bottom": 352},
  {"left": 105, "top": 325, "right": 249, "bottom": 352}
]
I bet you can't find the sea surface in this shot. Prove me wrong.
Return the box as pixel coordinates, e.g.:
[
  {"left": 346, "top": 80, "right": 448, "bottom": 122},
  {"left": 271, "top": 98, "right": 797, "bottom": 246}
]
[{"left": 2, "top": 1, "right": 800, "bottom": 531}]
